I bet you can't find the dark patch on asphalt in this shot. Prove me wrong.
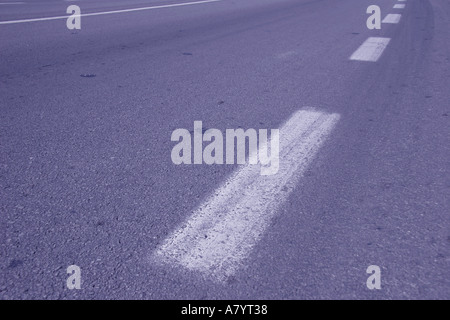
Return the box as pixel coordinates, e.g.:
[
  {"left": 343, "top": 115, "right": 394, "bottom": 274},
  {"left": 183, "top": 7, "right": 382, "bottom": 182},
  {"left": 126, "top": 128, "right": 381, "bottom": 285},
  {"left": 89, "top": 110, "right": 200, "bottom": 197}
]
[
  {"left": 218, "top": 101, "right": 225, "bottom": 105},
  {"left": 8, "top": 260, "right": 23, "bottom": 269},
  {"left": 80, "top": 74, "right": 96, "bottom": 78},
  {"left": 182, "top": 52, "right": 193, "bottom": 56},
  {"left": 96, "top": 221, "right": 105, "bottom": 227}
]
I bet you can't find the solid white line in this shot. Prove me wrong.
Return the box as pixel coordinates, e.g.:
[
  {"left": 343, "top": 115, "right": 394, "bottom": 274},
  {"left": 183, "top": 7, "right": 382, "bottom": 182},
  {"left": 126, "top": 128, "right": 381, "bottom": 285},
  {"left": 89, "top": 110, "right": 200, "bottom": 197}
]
[
  {"left": 0, "top": 2, "right": 25, "bottom": 4},
  {"left": 0, "top": 0, "right": 220, "bottom": 25},
  {"left": 393, "top": 4, "right": 406, "bottom": 9},
  {"left": 382, "top": 13, "right": 402, "bottom": 24},
  {"left": 350, "top": 37, "right": 391, "bottom": 62},
  {"left": 153, "top": 108, "right": 340, "bottom": 282}
]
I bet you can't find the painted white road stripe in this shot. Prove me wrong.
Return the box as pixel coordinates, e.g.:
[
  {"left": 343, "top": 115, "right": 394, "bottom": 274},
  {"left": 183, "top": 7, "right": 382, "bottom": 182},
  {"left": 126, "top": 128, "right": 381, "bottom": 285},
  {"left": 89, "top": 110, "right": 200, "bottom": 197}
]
[
  {"left": 0, "top": 0, "right": 220, "bottom": 25},
  {"left": 153, "top": 109, "right": 340, "bottom": 282},
  {"left": 0, "top": 2, "right": 25, "bottom": 4},
  {"left": 394, "top": 4, "right": 406, "bottom": 9},
  {"left": 382, "top": 13, "right": 402, "bottom": 24},
  {"left": 350, "top": 37, "right": 391, "bottom": 62}
]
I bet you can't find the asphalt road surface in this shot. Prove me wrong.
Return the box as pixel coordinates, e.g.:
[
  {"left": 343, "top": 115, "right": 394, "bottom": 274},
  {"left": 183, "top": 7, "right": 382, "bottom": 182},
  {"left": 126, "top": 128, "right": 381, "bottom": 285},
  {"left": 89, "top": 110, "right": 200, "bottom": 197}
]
[{"left": 1, "top": 0, "right": 449, "bottom": 299}]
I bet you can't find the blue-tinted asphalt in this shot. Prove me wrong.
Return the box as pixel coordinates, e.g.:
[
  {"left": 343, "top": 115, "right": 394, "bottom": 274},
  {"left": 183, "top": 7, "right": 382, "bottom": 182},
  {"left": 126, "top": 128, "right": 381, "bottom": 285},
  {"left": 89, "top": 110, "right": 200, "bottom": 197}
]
[{"left": 0, "top": 0, "right": 449, "bottom": 299}]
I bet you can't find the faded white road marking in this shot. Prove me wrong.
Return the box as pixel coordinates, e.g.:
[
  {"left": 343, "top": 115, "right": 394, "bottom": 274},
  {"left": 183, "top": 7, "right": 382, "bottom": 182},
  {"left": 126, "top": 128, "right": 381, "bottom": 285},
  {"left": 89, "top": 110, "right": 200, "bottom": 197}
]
[
  {"left": 0, "top": 0, "right": 220, "bottom": 24},
  {"left": 153, "top": 109, "right": 340, "bottom": 282},
  {"left": 350, "top": 37, "right": 391, "bottom": 62},
  {"left": 382, "top": 13, "right": 402, "bottom": 24},
  {"left": 0, "top": 2, "right": 25, "bottom": 4},
  {"left": 276, "top": 51, "right": 297, "bottom": 59},
  {"left": 393, "top": 4, "right": 406, "bottom": 9}
]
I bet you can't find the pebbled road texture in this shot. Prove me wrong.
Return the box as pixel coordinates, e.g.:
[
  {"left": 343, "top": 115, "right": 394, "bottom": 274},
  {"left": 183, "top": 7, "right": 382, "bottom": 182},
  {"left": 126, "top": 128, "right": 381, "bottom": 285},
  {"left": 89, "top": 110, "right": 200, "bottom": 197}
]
[{"left": 0, "top": 0, "right": 449, "bottom": 299}]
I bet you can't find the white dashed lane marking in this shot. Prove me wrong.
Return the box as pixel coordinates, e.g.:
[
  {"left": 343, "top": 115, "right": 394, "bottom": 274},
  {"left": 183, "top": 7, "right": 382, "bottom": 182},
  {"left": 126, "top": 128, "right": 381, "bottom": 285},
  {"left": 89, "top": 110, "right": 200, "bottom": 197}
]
[
  {"left": 153, "top": 109, "right": 340, "bottom": 282},
  {"left": 350, "top": 37, "right": 391, "bottom": 62},
  {"left": 382, "top": 13, "right": 402, "bottom": 24}
]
